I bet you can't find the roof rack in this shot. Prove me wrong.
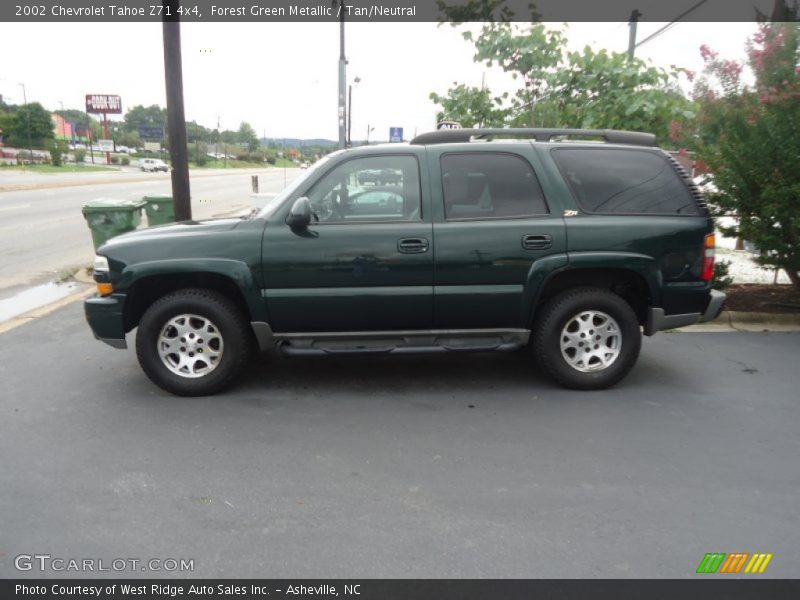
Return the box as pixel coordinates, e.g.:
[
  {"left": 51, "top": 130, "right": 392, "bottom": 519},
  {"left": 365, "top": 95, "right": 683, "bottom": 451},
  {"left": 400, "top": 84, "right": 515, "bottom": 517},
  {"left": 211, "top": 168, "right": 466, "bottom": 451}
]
[{"left": 409, "top": 128, "right": 656, "bottom": 147}]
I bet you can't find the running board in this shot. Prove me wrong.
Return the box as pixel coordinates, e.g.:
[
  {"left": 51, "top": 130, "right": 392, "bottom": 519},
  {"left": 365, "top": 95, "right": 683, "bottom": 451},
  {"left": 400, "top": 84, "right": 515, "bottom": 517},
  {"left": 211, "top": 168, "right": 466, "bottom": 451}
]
[{"left": 274, "top": 328, "right": 530, "bottom": 357}]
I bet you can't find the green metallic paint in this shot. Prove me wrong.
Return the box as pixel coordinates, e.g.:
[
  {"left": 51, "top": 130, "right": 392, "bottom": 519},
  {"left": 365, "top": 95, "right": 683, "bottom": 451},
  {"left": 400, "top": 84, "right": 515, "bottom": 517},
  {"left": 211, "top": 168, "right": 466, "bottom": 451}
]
[
  {"left": 424, "top": 143, "right": 568, "bottom": 328},
  {"left": 93, "top": 217, "right": 269, "bottom": 327},
  {"left": 84, "top": 294, "right": 126, "bottom": 341},
  {"left": 85, "top": 139, "right": 717, "bottom": 348},
  {"left": 521, "top": 252, "right": 571, "bottom": 324},
  {"left": 259, "top": 148, "right": 435, "bottom": 332},
  {"left": 120, "top": 258, "right": 266, "bottom": 323}
]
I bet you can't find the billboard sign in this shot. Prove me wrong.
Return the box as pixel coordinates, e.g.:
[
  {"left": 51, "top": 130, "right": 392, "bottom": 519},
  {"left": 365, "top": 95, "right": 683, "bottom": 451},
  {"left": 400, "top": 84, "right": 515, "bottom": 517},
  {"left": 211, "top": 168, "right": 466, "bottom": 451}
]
[
  {"left": 97, "top": 139, "right": 114, "bottom": 152},
  {"left": 436, "top": 120, "right": 462, "bottom": 130},
  {"left": 389, "top": 127, "right": 403, "bottom": 143},
  {"left": 138, "top": 126, "right": 164, "bottom": 140},
  {"left": 85, "top": 94, "right": 122, "bottom": 114},
  {"left": 143, "top": 141, "right": 161, "bottom": 152}
]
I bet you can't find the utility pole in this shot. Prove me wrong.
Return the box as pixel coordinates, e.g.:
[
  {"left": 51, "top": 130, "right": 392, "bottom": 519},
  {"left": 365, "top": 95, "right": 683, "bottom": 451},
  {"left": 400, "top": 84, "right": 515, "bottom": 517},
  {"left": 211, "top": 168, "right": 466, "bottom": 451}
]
[
  {"left": 162, "top": 0, "right": 192, "bottom": 221},
  {"left": 627, "top": 9, "right": 642, "bottom": 60},
  {"left": 18, "top": 83, "right": 33, "bottom": 165},
  {"left": 336, "top": 1, "right": 346, "bottom": 149},
  {"left": 347, "top": 84, "right": 352, "bottom": 148},
  {"left": 58, "top": 100, "right": 65, "bottom": 141},
  {"left": 347, "top": 76, "right": 360, "bottom": 148}
]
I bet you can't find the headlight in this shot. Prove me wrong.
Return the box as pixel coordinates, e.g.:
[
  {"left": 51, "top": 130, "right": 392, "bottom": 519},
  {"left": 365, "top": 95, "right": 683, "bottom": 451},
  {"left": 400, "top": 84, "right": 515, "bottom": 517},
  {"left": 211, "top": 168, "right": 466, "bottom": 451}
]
[
  {"left": 92, "top": 256, "right": 113, "bottom": 296},
  {"left": 93, "top": 255, "right": 110, "bottom": 272}
]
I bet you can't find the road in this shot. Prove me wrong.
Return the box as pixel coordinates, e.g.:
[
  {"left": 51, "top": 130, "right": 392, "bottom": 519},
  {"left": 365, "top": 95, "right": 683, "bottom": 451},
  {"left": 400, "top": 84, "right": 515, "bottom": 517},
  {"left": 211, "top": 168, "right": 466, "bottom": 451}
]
[
  {"left": 0, "top": 301, "right": 798, "bottom": 578},
  {"left": 0, "top": 168, "right": 300, "bottom": 294}
]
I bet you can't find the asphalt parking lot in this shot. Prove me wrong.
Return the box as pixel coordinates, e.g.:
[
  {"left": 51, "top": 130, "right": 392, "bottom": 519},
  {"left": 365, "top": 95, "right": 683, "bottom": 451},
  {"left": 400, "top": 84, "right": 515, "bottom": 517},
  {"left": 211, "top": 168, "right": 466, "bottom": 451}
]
[{"left": 1, "top": 301, "right": 798, "bottom": 578}]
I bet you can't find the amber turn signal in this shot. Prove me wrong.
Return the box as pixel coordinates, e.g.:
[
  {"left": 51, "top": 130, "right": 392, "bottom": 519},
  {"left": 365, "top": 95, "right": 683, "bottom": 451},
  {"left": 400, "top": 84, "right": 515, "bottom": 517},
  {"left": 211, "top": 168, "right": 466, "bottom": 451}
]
[{"left": 96, "top": 282, "right": 114, "bottom": 296}]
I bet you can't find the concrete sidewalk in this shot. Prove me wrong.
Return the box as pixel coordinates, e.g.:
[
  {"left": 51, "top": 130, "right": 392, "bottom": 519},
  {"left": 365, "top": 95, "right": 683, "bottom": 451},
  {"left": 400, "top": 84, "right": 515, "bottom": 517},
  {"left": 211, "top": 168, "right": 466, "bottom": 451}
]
[{"left": 683, "top": 310, "right": 800, "bottom": 332}]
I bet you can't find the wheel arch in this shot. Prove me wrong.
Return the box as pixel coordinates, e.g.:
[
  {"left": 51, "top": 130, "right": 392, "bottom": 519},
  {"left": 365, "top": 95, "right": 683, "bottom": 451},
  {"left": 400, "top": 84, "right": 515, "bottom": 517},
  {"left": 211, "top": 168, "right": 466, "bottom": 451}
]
[
  {"left": 119, "top": 260, "right": 265, "bottom": 333},
  {"left": 530, "top": 260, "right": 657, "bottom": 327}
]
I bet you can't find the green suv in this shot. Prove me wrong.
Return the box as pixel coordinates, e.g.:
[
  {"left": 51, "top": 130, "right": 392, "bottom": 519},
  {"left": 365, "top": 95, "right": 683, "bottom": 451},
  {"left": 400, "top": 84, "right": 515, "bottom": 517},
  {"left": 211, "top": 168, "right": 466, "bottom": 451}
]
[{"left": 85, "top": 128, "right": 725, "bottom": 395}]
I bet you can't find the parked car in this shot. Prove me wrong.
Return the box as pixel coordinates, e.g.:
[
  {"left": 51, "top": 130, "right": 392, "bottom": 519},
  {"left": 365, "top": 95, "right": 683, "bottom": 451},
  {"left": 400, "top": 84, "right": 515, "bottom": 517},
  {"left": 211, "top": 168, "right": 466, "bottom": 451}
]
[
  {"left": 139, "top": 158, "right": 169, "bottom": 172},
  {"left": 378, "top": 168, "right": 402, "bottom": 185},
  {"left": 85, "top": 128, "right": 725, "bottom": 396},
  {"left": 357, "top": 169, "right": 381, "bottom": 185},
  {"left": 15, "top": 149, "right": 49, "bottom": 164}
]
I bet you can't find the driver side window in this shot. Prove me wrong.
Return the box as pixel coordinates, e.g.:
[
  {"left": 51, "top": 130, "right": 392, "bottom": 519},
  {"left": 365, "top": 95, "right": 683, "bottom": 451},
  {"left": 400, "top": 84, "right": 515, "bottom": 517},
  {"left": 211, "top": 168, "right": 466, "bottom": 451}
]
[{"left": 307, "top": 156, "right": 421, "bottom": 224}]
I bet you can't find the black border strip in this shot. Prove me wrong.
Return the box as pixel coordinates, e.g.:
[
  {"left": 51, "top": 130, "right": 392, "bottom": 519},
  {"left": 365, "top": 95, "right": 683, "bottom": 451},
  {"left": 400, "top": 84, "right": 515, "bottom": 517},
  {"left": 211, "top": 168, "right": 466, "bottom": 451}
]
[
  {"left": 4, "top": 579, "right": 800, "bottom": 600},
  {"left": 2, "top": 0, "right": 798, "bottom": 22}
]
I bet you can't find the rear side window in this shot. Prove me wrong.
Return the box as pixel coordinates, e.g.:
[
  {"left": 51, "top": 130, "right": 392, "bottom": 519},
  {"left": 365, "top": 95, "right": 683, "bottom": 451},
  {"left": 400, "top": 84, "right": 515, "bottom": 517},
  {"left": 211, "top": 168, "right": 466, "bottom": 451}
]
[
  {"left": 441, "top": 153, "right": 548, "bottom": 220},
  {"left": 551, "top": 148, "right": 700, "bottom": 215}
]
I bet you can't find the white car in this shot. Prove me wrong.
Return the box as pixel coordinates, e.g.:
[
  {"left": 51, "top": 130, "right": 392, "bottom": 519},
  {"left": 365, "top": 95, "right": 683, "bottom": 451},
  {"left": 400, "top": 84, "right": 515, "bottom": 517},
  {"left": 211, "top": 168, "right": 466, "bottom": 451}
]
[{"left": 139, "top": 158, "right": 169, "bottom": 172}]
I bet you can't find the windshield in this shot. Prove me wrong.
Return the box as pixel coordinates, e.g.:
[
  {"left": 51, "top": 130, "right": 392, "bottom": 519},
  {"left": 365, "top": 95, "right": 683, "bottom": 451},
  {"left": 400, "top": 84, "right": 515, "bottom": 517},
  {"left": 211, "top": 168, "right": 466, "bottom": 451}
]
[{"left": 255, "top": 151, "right": 344, "bottom": 219}]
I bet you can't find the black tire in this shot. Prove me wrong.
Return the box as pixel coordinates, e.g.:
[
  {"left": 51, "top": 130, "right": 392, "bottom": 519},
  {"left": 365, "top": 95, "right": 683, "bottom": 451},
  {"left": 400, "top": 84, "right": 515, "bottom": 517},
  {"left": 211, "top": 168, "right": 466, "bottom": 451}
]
[
  {"left": 136, "top": 288, "right": 251, "bottom": 396},
  {"left": 532, "top": 287, "right": 641, "bottom": 390}
]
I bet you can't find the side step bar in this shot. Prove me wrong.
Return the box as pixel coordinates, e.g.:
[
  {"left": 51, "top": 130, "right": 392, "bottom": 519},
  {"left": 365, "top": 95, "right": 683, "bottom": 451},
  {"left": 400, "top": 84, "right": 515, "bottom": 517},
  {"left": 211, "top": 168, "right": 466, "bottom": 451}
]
[{"left": 250, "top": 324, "right": 530, "bottom": 357}]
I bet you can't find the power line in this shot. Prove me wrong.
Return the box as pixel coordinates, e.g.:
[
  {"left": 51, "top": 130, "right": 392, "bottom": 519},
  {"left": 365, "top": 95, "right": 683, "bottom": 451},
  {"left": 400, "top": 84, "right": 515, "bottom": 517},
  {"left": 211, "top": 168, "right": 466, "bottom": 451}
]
[{"left": 635, "top": 0, "right": 710, "bottom": 49}]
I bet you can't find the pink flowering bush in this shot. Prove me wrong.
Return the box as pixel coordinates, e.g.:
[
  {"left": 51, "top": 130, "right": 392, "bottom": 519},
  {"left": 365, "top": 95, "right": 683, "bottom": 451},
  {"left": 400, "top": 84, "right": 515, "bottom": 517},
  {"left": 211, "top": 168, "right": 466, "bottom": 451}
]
[{"left": 694, "top": 23, "right": 800, "bottom": 287}]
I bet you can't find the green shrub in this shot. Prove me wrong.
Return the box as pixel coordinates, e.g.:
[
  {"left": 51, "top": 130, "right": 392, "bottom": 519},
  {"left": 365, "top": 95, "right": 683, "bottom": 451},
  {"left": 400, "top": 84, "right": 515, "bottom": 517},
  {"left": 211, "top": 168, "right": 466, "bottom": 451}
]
[
  {"left": 74, "top": 148, "right": 87, "bottom": 164},
  {"left": 266, "top": 156, "right": 276, "bottom": 165},
  {"left": 121, "top": 156, "right": 130, "bottom": 166},
  {"left": 713, "top": 260, "right": 734, "bottom": 291},
  {"left": 50, "top": 143, "right": 63, "bottom": 167}
]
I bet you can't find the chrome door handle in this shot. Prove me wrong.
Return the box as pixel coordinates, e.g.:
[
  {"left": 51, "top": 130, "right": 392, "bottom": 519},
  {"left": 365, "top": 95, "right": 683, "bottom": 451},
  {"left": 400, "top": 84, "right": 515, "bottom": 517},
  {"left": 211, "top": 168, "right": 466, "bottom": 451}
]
[
  {"left": 397, "top": 238, "right": 429, "bottom": 254},
  {"left": 522, "top": 234, "right": 552, "bottom": 250}
]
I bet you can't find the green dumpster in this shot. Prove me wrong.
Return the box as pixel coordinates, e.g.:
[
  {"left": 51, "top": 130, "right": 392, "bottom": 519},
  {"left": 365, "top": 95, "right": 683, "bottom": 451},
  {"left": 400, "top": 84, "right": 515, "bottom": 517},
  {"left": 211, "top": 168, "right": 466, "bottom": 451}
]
[
  {"left": 81, "top": 198, "right": 145, "bottom": 250},
  {"left": 142, "top": 195, "right": 175, "bottom": 226}
]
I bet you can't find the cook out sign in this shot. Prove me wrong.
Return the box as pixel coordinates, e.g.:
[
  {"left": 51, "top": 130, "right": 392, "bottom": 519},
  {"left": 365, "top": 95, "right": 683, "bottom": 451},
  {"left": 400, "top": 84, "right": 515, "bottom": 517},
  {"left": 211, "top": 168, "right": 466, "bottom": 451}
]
[{"left": 85, "top": 94, "right": 122, "bottom": 114}]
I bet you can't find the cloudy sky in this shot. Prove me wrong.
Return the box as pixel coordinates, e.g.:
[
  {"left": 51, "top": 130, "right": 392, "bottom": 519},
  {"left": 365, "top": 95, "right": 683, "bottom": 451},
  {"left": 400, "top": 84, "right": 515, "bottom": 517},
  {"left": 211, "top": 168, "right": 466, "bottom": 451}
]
[{"left": 0, "top": 21, "right": 757, "bottom": 141}]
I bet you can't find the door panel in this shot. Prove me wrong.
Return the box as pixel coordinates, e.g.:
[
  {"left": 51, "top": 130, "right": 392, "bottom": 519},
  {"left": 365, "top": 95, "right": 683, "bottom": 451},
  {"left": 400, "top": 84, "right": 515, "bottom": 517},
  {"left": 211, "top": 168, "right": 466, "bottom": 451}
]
[
  {"left": 431, "top": 150, "right": 566, "bottom": 328},
  {"left": 261, "top": 154, "right": 433, "bottom": 332},
  {"left": 433, "top": 219, "right": 566, "bottom": 328}
]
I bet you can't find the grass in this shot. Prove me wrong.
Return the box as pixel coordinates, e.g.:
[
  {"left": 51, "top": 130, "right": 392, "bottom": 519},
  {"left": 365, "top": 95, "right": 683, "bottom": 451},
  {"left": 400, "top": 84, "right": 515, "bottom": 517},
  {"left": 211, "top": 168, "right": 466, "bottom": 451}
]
[
  {"left": 189, "top": 158, "right": 298, "bottom": 169},
  {"left": 56, "top": 267, "right": 80, "bottom": 283},
  {"left": 0, "top": 163, "right": 117, "bottom": 173}
]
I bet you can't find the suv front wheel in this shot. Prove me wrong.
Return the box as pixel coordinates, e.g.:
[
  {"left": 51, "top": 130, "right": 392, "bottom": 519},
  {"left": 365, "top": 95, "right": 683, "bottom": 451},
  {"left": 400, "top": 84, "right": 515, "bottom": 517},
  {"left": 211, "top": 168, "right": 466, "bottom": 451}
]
[
  {"left": 533, "top": 287, "right": 641, "bottom": 390},
  {"left": 136, "top": 288, "right": 251, "bottom": 396}
]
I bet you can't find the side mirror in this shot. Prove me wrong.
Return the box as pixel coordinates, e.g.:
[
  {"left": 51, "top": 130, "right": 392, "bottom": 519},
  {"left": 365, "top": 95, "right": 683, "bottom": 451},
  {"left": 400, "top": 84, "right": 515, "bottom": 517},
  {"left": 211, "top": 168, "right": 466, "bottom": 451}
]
[{"left": 286, "top": 197, "right": 312, "bottom": 228}]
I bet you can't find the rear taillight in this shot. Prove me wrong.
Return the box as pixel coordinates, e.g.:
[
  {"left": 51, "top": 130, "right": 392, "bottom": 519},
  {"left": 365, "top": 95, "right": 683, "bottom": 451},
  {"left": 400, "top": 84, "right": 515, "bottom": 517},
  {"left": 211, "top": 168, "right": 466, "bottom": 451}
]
[{"left": 701, "top": 233, "right": 715, "bottom": 281}]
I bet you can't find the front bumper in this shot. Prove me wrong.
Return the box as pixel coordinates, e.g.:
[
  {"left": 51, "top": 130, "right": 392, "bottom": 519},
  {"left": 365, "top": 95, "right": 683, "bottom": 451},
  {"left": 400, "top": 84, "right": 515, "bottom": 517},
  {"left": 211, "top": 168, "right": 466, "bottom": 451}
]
[
  {"left": 84, "top": 293, "right": 127, "bottom": 349},
  {"left": 644, "top": 289, "right": 726, "bottom": 335}
]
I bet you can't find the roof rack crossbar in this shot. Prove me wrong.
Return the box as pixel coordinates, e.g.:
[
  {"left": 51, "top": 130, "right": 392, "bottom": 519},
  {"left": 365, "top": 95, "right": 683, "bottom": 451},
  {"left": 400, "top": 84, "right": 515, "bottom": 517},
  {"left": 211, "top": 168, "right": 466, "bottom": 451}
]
[{"left": 410, "top": 128, "right": 656, "bottom": 147}]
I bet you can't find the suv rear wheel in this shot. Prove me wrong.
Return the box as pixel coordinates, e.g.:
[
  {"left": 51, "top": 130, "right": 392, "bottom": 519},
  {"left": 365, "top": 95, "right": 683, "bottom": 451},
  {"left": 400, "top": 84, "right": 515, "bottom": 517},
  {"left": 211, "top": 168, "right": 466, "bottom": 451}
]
[
  {"left": 136, "top": 288, "right": 251, "bottom": 396},
  {"left": 533, "top": 287, "right": 641, "bottom": 390}
]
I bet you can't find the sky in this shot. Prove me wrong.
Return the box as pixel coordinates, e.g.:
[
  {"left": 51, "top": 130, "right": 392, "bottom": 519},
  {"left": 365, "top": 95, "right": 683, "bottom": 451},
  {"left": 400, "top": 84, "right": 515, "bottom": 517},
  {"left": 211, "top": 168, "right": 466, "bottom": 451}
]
[{"left": 0, "top": 20, "right": 758, "bottom": 141}]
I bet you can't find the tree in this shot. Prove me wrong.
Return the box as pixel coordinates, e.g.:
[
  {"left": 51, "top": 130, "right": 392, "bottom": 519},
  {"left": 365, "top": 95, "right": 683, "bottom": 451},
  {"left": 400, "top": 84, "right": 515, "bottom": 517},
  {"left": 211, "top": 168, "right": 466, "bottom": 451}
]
[
  {"left": 123, "top": 104, "right": 167, "bottom": 132},
  {"left": 8, "top": 102, "right": 54, "bottom": 148},
  {"left": 430, "top": 22, "right": 694, "bottom": 142},
  {"left": 186, "top": 120, "right": 212, "bottom": 143},
  {"left": 237, "top": 121, "right": 260, "bottom": 153},
  {"left": 694, "top": 22, "right": 800, "bottom": 287},
  {"left": 0, "top": 111, "right": 13, "bottom": 144},
  {"left": 432, "top": 22, "right": 694, "bottom": 144},
  {"left": 468, "top": 22, "right": 565, "bottom": 127},
  {"left": 429, "top": 83, "right": 510, "bottom": 127},
  {"left": 54, "top": 109, "right": 93, "bottom": 129}
]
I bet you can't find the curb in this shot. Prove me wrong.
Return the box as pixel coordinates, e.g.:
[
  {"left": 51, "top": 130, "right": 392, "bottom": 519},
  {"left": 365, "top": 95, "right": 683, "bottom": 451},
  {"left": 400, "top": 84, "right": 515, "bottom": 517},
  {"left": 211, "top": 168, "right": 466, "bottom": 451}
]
[
  {"left": 0, "top": 284, "right": 94, "bottom": 335},
  {"left": 680, "top": 310, "right": 800, "bottom": 333}
]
